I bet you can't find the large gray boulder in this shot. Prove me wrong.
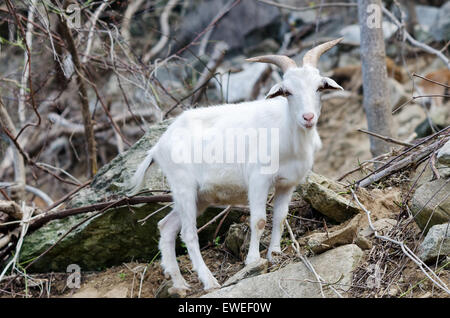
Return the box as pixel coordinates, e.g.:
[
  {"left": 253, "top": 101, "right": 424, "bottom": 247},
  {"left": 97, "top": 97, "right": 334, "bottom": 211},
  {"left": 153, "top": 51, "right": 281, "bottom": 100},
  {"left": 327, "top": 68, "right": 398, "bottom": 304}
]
[
  {"left": 19, "top": 120, "right": 242, "bottom": 272},
  {"left": 430, "top": 2, "right": 450, "bottom": 41},
  {"left": 410, "top": 177, "right": 450, "bottom": 233},
  {"left": 203, "top": 244, "right": 363, "bottom": 298},
  {"left": 413, "top": 3, "right": 450, "bottom": 42},
  {"left": 173, "top": 0, "right": 280, "bottom": 54}
]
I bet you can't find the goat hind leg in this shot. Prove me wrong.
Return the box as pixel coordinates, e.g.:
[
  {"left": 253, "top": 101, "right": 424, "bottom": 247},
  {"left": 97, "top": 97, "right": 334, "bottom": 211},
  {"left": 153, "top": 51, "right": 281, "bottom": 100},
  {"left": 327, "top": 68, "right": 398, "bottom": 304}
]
[
  {"left": 158, "top": 210, "right": 190, "bottom": 290},
  {"left": 177, "top": 192, "right": 220, "bottom": 290}
]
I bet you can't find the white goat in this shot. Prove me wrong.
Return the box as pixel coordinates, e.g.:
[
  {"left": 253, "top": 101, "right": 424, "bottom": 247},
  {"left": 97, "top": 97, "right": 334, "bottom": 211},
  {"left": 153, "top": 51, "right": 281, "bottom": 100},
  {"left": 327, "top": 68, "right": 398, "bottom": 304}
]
[{"left": 128, "top": 38, "right": 344, "bottom": 291}]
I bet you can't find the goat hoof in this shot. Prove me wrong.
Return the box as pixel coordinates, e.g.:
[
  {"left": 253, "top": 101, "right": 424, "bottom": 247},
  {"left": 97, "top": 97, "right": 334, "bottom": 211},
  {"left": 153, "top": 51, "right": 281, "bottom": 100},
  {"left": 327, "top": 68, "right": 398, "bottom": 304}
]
[
  {"left": 204, "top": 281, "right": 221, "bottom": 291},
  {"left": 267, "top": 251, "right": 284, "bottom": 264},
  {"left": 156, "top": 280, "right": 190, "bottom": 298},
  {"left": 245, "top": 256, "right": 261, "bottom": 266},
  {"left": 167, "top": 286, "right": 189, "bottom": 298}
]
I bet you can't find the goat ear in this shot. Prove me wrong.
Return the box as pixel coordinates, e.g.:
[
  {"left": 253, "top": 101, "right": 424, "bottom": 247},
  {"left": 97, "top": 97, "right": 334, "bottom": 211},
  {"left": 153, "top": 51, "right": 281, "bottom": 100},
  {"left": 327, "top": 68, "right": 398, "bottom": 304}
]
[
  {"left": 318, "top": 77, "right": 344, "bottom": 92},
  {"left": 266, "top": 84, "right": 292, "bottom": 99}
]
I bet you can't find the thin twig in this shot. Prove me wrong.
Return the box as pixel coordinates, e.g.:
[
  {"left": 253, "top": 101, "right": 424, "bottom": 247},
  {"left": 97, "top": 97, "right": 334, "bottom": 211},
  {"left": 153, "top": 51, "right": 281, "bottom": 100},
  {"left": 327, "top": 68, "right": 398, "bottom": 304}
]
[
  {"left": 197, "top": 206, "right": 232, "bottom": 234},
  {"left": 82, "top": 0, "right": 109, "bottom": 64},
  {"left": 357, "top": 128, "right": 414, "bottom": 147},
  {"left": 284, "top": 219, "right": 346, "bottom": 298},
  {"left": 413, "top": 73, "right": 450, "bottom": 89},
  {"left": 142, "top": 0, "right": 179, "bottom": 63},
  {"left": 257, "top": 0, "right": 356, "bottom": 11}
]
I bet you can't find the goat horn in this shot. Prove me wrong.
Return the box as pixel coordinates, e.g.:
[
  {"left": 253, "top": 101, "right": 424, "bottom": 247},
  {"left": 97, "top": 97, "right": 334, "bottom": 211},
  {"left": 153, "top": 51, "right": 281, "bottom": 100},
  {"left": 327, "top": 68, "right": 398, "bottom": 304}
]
[
  {"left": 246, "top": 55, "right": 297, "bottom": 73},
  {"left": 302, "top": 37, "right": 344, "bottom": 68}
]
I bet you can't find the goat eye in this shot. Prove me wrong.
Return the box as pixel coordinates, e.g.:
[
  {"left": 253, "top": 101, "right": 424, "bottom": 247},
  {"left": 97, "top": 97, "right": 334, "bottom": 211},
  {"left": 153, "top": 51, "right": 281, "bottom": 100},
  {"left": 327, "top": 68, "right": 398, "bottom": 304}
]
[
  {"left": 282, "top": 89, "right": 292, "bottom": 97},
  {"left": 267, "top": 88, "right": 292, "bottom": 99}
]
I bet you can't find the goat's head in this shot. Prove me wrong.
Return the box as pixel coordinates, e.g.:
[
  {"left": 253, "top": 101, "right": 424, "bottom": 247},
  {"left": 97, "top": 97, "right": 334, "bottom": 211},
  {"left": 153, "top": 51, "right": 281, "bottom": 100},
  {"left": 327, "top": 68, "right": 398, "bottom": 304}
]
[{"left": 247, "top": 38, "right": 344, "bottom": 130}]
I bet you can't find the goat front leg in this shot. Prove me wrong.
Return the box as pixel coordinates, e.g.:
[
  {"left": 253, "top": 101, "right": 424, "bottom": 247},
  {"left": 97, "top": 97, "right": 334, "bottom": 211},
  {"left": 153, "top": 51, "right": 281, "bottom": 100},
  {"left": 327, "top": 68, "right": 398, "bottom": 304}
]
[
  {"left": 267, "top": 185, "right": 295, "bottom": 262},
  {"left": 245, "top": 175, "right": 271, "bottom": 265}
]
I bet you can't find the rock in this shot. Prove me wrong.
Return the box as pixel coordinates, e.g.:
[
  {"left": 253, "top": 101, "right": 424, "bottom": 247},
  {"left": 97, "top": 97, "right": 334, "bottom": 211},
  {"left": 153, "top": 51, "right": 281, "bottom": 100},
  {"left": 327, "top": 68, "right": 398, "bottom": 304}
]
[
  {"left": 70, "top": 284, "right": 128, "bottom": 298},
  {"left": 19, "top": 120, "right": 242, "bottom": 272},
  {"left": 409, "top": 160, "right": 450, "bottom": 190},
  {"left": 430, "top": 2, "right": 450, "bottom": 41},
  {"left": 419, "top": 223, "right": 450, "bottom": 263},
  {"left": 359, "top": 218, "right": 397, "bottom": 238},
  {"left": 339, "top": 22, "right": 398, "bottom": 46},
  {"left": 415, "top": 5, "right": 440, "bottom": 34},
  {"left": 301, "top": 214, "right": 361, "bottom": 254},
  {"left": 387, "top": 78, "right": 409, "bottom": 111},
  {"left": 298, "top": 173, "right": 360, "bottom": 223},
  {"left": 174, "top": 0, "right": 280, "bottom": 54},
  {"left": 395, "top": 104, "right": 426, "bottom": 139},
  {"left": 218, "top": 62, "right": 271, "bottom": 102},
  {"left": 223, "top": 259, "right": 268, "bottom": 287},
  {"left": 202, "top": 244, "right": 363, "bottom": 298},
  {"left": 430, "top": 105, "right": 450, "bottom": 128},
  {"left": 437, "top": 140, "right": 450, "bottom": 166},
  {"left": 224, "top": 223, "right": 249, "bottom": 260},
  {"left": 340, "top": 25, "right": 361, "bottom": 46},
  {"left": 414, "top": 118, "right": 447, "bottom": 138},
  {"left": 415, "top": 3, "right": 450, "bottom": 42},
  {"left": 410, "top": 178, "right": 450, "bottom": 233},
  {"left": 244, "top": 38, "right": 280, "bottom": 57},
  {"left": 354, "top": 236, "right": 372, "bottom": 250},
  {"left": 289, "top": 10, "right": 320, "bottom": 25},
  {"left": 336, "top": 48, "right": 361, "bottom": 68}
]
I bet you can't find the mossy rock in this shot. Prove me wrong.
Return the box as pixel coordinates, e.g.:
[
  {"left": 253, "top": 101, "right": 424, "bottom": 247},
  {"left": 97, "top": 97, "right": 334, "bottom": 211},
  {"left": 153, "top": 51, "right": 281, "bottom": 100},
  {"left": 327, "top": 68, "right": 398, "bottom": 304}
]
[{"left": 297, "top": 173, "right": 359, "bottom": 223}]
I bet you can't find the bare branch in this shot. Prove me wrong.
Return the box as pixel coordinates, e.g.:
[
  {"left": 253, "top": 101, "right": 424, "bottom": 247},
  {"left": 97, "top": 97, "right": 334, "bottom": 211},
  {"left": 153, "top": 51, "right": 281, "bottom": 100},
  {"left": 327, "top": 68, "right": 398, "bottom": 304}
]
[
  {"left": 357, "top": 128, "right": 414, "bottom": 147},
  {"left": 143, "top": 0, "right": 179, "bottom": 63},
  {"left": 192, "top": 41, "right": 229, "bottom": 105},
  {"left": 18, "top": 0, "right": 38, "bottom": 126},
  {"left": 58, "top": 13, "right": 98, "bottom": 177},
  {"left": 381, "top": 6, "right": 450, "bottom": 69},
  {"left": 82, "top": 0, "right": 110, "bottom": 64},
  {"left": 120, "top": 0, "right": 145, "bottom": 59},
  {"left": 0, "top": 98, "right": 26, "bottom": 202}
]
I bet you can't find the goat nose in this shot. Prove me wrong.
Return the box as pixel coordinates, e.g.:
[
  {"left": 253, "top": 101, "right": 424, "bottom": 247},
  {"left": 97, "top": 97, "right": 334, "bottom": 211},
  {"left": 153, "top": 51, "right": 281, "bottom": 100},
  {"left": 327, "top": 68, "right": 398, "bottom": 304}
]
[{"left": 303, "top": 113, "right": 314, "bottom": 122}]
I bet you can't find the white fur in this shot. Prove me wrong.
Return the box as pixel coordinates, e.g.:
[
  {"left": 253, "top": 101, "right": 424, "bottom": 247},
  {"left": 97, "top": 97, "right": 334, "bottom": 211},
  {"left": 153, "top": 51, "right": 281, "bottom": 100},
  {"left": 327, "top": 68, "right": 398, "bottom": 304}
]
[{"left": 128, "top": 64, "right": 342, "bottom": 291}]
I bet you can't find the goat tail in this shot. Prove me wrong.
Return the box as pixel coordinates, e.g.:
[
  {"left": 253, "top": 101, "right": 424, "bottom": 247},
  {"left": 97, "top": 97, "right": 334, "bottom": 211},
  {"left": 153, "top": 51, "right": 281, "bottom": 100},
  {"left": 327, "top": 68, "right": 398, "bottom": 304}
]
[{"left": 127, "top": 149, "right": 154, "bottom": 196}]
